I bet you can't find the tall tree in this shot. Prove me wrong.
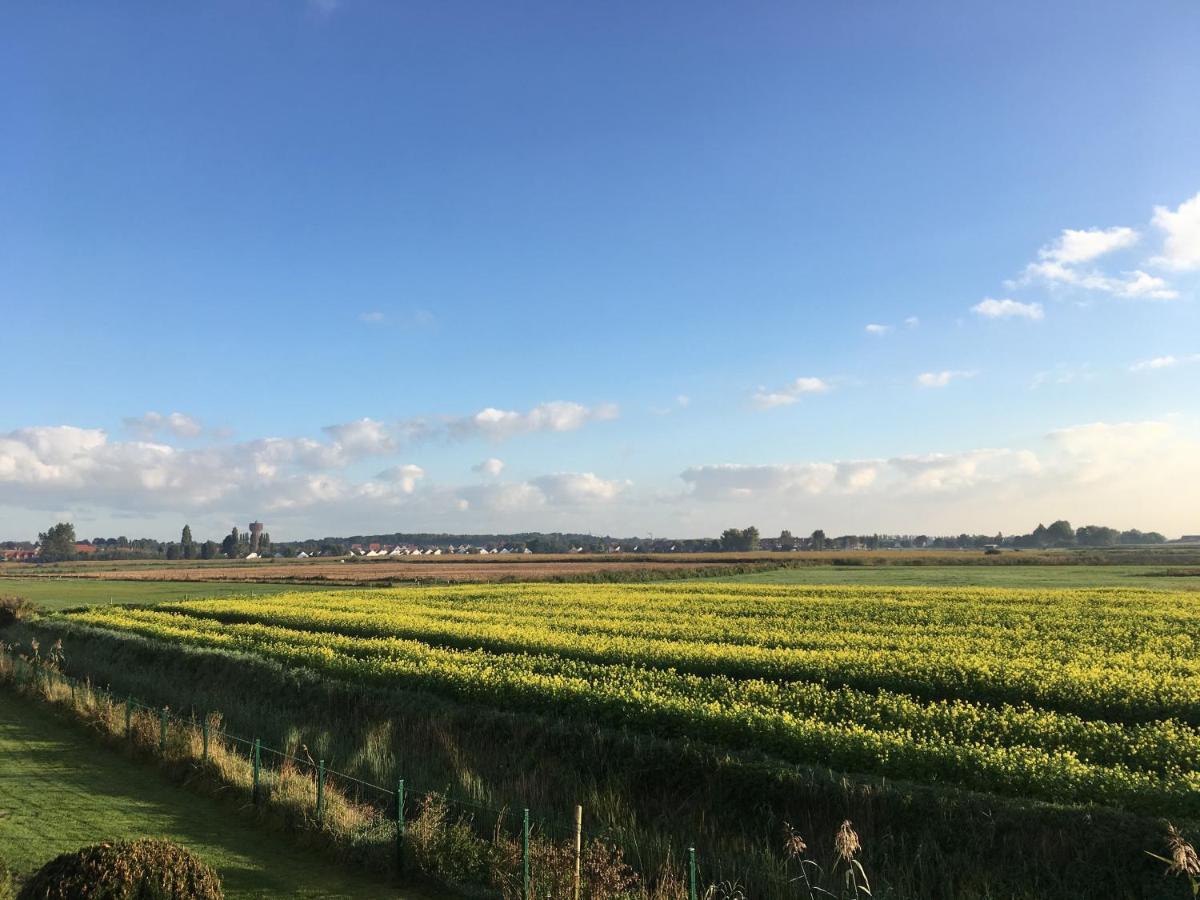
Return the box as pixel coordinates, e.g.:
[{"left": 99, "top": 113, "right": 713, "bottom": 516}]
[
  {"left": 1045, "top": 520, "right": 1075, "bottom": 545},
  {"left": 38, "top": 522, "right": 78, "bottom": 563},
  {"left": 719, "top": 527, "right": 760, "bottom": 552},
  {"left": 810, "top": 529, "right": 827, "bottom": 551},
  {"left": 181, "top": 524, "right": 194, "bottom": 559}
]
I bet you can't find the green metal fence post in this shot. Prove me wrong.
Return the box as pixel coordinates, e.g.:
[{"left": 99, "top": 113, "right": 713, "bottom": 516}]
[
  {"left": 522, "top": 808, "right": 531, "bottom": 900},
  {"left": 396, "top": 778, "right": 405, "bottom": 875},
  {"left": 159, "top": 707, "right": 168, "bottom": 752},
  {"left": 316, "top": 760, "right": 325, "bottom": 823},
  {"left": 125, "top": 698, "right": 132, "bottom": 737},
  {"left": 688, "top": 846, "right": 698, "bottom": 900},
  {"left": 202, "top": 719, "right": 210, "bottom": 761},
  {"left": 252, "top": 738, "right": 261, "bottom": 803}
]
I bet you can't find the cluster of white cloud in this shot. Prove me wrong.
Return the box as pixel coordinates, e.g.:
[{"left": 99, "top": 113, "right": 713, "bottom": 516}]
[
  {"left": 971, "top": 298, "right": 1044, "bottom": 320},
  {"left": 0, "top": 398, "right": 623, "bottom": 525},
  {"left": 864, "top": 317, "right": 918, "bottom": 336},
  {"left": 1129, "top": 354, "right": 1200, "bottom": 372},
  {"left": 678, "top": 418, "right": 1200, "bottom": 533},
  {"left": 442, "top": 401, "right": 619, "bottom": 441},
  {"left": 751, "top": 377, "right": 830, "bottom": 410},
  {"left": 472, "top": 457, "right": 506, "bottom": 477},
  {"left": 301, "top": 401, "right": 619, "bottom": 452},
  {"left": 0, "top": 422, "right": 630, "bottom": 529},
  {"left": 123, "top": 412, "right": 204, "bottom": 440},
  {"left": 915, "top": 370, "right": 976, "bottom": 388},
  {"left": 1151, "top": 193, "right": 1200, "bottom": 271},
  {"left": 1006, "top": 192, "right": 1200, "bottom": 304},
  {"left": 358, "top": 309, "right": 436, "bottom": 328}
]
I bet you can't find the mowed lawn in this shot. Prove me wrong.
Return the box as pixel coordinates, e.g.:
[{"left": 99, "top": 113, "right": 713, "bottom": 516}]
[
  {"left": 705, "top": 563, "right": 1200, "bottom": 590},
  {"left": 0, "top": 691, "right": 417, "bottom": 899},
  {"left": 0, "top": 578, "right": 341, "bottom": 612}
]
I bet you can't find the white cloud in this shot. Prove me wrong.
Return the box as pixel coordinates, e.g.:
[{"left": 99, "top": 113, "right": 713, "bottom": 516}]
[
  {"left": 681, "top": 448, "right": 1037, "bottom": 501},
  {"left": 530, "top": 472, "right": 630, "bottom": 504},
  {"left": 0, "top": 420, "right": 630, "bottom": 532},
  {"left": 1130, "top": 354, "right": 1200, "bottom": 372},
  {"left": 677, "top": 419, "right": 1200, "bottom": 535},
  {"left": 454, "top": 472, "right": 628, "bottom": 513},
  {"left": 916, "top": 370, "right": 976, "bottom": 388},
  {"left": 321, "top": 418, "right": 395, "bottom": 456},
  {"left": 972, "top": 298, "right": 1044, "bottom": 320},
  {"left": 751, "top": 377, "right": 831, "bottom": 410},
  {"left": 357, "top": 309, "right": 435, "bottom": 328},
  {"left": 472, "top": 457, "right": 505, "bottom": 477},
  {"left": 676, "top": 395, "right": 690, "bottom": 408},
  {"left": 314, "top": 400, "right": 618, "bottom": 450},
  {"left": 373, "top": 464, "right": 425, "bottom": 494},
  {"left": 865, "top": 323, "right": 892, "bottom": 336},
  {"left": 1012, "top": 207, "right": 1197, "bottom": 300},
  {"left": 1116, "top": 270, "right": 1179, "bottom": 300},
  {"left": 1151, "top": 191, "right": 1200, "bottom": 271},
  {"left": 1039, "top": 227, "right": 1139, "bottom": 264},
  {"left": 1017, "top": 262, "right": 1178, "bottom": 300},
  {"left": 443, "top": 401, "right": 619, "bottom": 441},
  {"left": 904, "top": 316, "right": 920, "bottom": 328},
  {"left": 123, "top": 412, "right": 204, "bottom": 439}
]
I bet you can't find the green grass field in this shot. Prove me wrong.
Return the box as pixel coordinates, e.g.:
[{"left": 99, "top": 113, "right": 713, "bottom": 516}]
[
  {"left": 703, "top": 563, "right": 1200, "bottom": 590},
  {"left": 0, "top": 690, "right": 418, "bottom": 899},
  {"left": 0, "top": 579, "right": 340, "bottom": 612}
]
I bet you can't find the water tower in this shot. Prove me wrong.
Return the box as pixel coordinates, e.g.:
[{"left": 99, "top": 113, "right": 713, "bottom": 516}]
[{"left": 248, "top": 521, "right": 264, "bottom": 551}]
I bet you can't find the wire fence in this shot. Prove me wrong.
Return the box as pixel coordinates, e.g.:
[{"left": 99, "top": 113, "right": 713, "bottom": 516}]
[{"left": 2, "top": 648, "right": 748, "bottom": 900}]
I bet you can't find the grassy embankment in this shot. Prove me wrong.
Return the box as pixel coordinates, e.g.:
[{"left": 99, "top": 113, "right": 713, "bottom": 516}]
[{"left": 0, "top": 688, "right": 419, "bottom": 899}]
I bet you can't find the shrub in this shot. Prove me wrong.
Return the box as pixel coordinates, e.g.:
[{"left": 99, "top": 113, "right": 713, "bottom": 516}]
[
  {"left": 17, "top": 840, "right": 223, "bottom": 900},
  {"left": 0, "top": 597, "right": 34, "bottom": 629}
]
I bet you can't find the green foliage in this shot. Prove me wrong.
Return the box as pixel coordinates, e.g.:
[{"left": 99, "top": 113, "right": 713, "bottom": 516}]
[
  {"left": 16, "top": 840, "right": 223, "bottom": 900},
  {"left": 719, "top": 527, "right": 759, "bottom": 552},
  {"left": 36, "top": 523, "right": 76, "bottom": 564}
]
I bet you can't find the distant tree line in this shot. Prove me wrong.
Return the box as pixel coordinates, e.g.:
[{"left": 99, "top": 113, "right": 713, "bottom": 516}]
[{"left": 6, "top": 518, "right": 1175, "bottom": 566}]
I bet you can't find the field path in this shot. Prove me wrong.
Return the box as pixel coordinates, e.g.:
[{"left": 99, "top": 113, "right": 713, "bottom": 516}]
[{"left": 0, "top": 690, "right": 426, "bottom": 899}]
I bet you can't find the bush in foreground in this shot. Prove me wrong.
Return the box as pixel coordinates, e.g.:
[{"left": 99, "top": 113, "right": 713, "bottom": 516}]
[
  {"left": 17, "top": 840, "right": 222, "bottom": 900},
  {"left": 0, "top": 597, "right": 34, "bottom": 629}
]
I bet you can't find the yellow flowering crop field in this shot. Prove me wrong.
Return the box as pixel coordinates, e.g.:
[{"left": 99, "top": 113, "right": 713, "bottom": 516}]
[{"left": 59, "top": 582, "right": 1200, "bottom": 819}]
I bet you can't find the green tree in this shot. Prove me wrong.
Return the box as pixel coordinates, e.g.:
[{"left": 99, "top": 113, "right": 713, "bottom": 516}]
[
  {"left": 37, "top": 522, "right": 78, "bottom": 563},
  {"left": 1045, "top": 520, "right": 1075, "bottom": 545},
  {"left": 200, "top": 540, "right": 219, "bottom": 560},
  {"left": 180, "top": 525, "right": 194, "bottom": 559},
  {"left": 810, "top": 529, "right": 827, "bottom": 551},
  {"left": 719, "top": 527, "right": 760, "bottom": 552}
]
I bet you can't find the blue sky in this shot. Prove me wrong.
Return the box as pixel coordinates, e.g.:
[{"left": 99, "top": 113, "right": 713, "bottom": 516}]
[{"left": 2, "top": 0, "right": 1198, "bottom": 541}]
